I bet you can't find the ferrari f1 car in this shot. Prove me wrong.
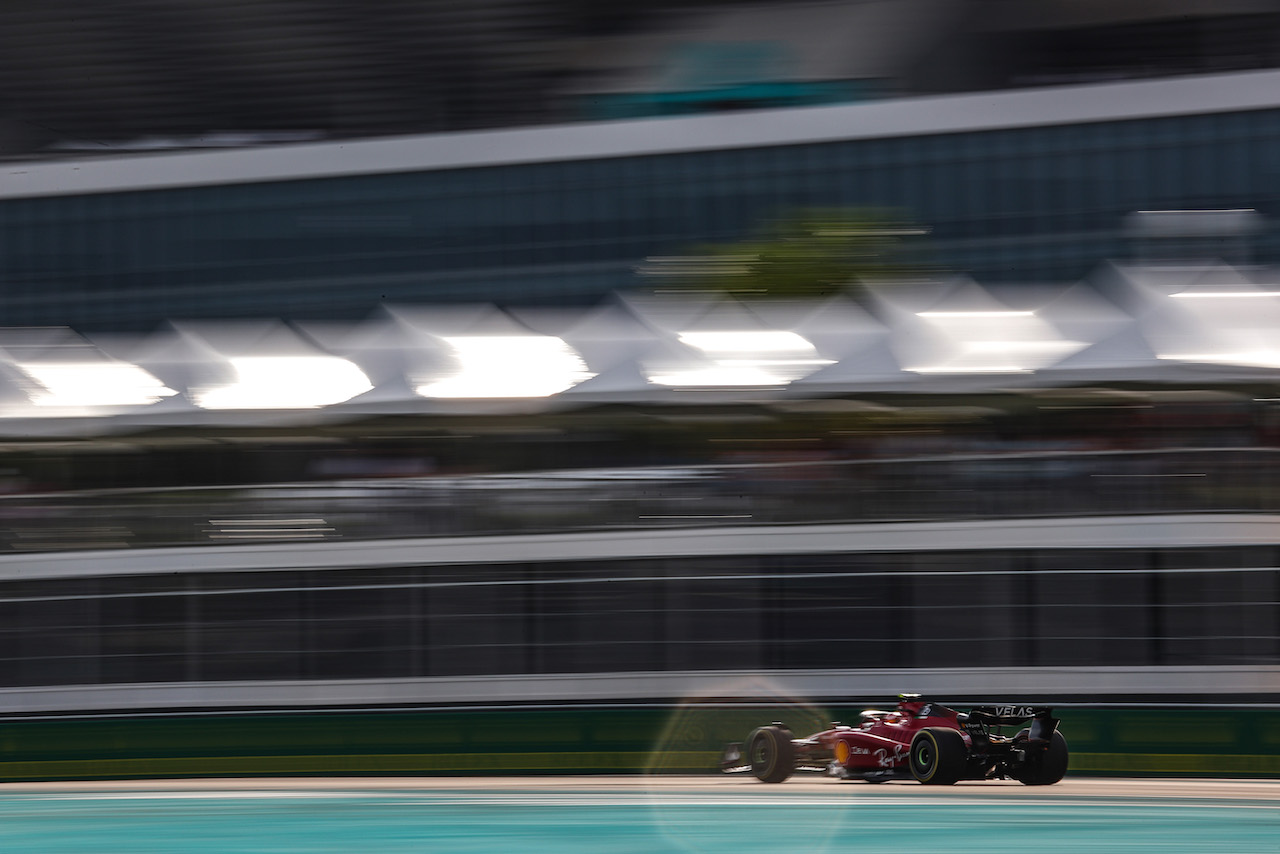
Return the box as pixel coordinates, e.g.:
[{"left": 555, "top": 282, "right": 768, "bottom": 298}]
[{"left": 721, "top": 694, "right": 1067, "bottom": 785}]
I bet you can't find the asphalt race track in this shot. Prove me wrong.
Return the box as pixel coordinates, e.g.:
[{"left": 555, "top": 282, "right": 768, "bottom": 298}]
[{"left": 0, "top": 777, "right": 1275, "bottom": 853}]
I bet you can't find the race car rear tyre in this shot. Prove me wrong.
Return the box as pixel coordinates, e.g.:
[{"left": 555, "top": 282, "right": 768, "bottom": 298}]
[
  {"left": 909, "top": 727, "right": 967, "bottom": 785},
  {"left": 1016, "top": 729, "right": 1068, "bottom": 786},
  {"left": 747, "top": 726, "right": 795, "bottom": 784}
]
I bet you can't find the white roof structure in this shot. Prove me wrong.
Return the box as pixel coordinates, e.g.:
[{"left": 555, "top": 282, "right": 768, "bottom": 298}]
[
  {"left": 8, "top": 67, "right": 1280, "bottom": 201},
  {"left": 0, "top": 262, "right": 1275, "bottom": 437}
]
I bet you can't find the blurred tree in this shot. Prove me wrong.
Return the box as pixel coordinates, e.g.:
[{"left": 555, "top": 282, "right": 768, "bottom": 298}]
[{"left": 640, "top": 207, "right": 935, "bottom": 300}]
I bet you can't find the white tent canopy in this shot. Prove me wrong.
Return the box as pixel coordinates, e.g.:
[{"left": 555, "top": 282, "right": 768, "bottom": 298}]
[{"left": 0, "top": 262, "right": 1277, "bottom": 436}]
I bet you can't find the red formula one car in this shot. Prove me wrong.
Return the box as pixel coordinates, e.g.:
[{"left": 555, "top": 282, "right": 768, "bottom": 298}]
[{"left": 722, "top": 694, "right": 1067, "bottom": 785}]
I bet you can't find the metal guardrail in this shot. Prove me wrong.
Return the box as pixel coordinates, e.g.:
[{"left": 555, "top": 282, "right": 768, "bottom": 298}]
[{"left": 0, "top": 447, "right": 1277, "bottom": 553}]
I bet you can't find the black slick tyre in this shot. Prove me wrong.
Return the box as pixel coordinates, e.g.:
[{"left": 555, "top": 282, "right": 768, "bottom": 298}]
[
  {"left": 1016, "top": 730, "right": 1068, "bottom": 786},
  {"left": 747, "top": 725, "right": 795, "bottom": 784},
  {"left": 909, "top": 727, "right": 967, "bottom": 785}
]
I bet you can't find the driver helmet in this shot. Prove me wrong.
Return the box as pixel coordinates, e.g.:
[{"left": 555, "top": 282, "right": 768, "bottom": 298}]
[{"left": 897, "top": 693, "right": 929, "bottom": 717}]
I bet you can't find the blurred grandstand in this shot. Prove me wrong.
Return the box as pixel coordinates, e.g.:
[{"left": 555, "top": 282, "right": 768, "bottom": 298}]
[
  {"left": 0, "top": 0, "right": 1279, "bottom": 780},
  {"left": 5, "top": 1, "right": 1280, "bottom": 330},
  {"left": 5, "top": 0, "right": 1280, "bottom": 153},
  {"left": 0, "top": 262, "right": 1270, "bottom": 486}
]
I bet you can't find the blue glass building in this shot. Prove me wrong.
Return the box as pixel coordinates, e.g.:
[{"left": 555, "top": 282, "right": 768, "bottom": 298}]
[{"left": 3, "top": 69, "right": 1280, "bottom": 331}]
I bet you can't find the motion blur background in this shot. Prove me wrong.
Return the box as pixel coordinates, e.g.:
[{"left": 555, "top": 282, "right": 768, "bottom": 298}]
[{"left": 0, "top": 0, "right": 1279, "bottom": 780}]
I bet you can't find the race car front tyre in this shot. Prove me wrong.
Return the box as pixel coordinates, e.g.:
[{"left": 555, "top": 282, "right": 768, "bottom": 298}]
[
  {"left": 909, "top": 728, "right": 967, "bottom": 785},
  {"left": 1016, "top": 730, "right": 1068, "bottom": 786},
  {"left": 747, "top": 725, "right": 795, "bottom": 784}
]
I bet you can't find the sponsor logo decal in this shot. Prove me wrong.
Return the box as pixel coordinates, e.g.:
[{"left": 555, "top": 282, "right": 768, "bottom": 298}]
[
  {"left": 836, "top": 742, "right": 869, "bottom": 764},
  {"left": 873, "top": 744, "right": 909, "bottom": 768}
]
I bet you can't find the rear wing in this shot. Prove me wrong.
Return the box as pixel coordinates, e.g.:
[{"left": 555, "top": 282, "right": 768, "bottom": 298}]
[{"left": 968, "top": 705, "right": 1059, "bottom": 741}]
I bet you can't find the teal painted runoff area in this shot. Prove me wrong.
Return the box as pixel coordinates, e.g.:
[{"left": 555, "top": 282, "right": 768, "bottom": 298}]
[{"left": 0, "top": 790, "right": 1274, "bottom": 854}]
